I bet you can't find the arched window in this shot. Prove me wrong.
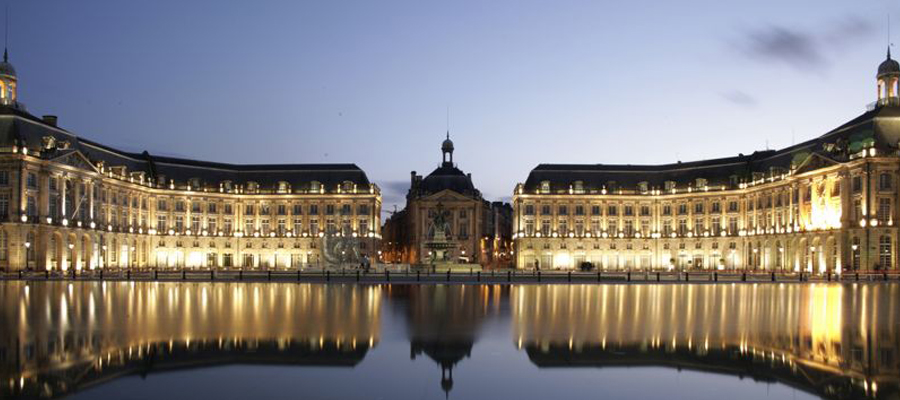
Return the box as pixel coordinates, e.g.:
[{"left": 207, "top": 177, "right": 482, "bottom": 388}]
[{"left": 879, "top": 235, "right": 892, "bottom": 269}]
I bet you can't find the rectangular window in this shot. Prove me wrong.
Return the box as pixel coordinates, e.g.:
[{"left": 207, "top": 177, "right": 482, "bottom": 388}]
[
  {"left": 157, "top": 215, "right": 167, "bottom": 232},
  {"left": 558, "top": 205, "right": 567, "bottom": 215},
  {"left": 224, "top": 218, "right": 233, "bottom": 233},
  {"left": 640, "top": 205, "right": 650, "bottom": 216},
  {"left": 852, "top": 176, "right": 862, "bottom": 193},
  {"left": 26, "top": 172, "right": 37, "bottom": 189},
  {"left": 541, "top": 205, "right": 551, "bottom": 215},
  {"left": 0, "top": 171, "right": 8, "bottom": 186},
  {"left": 608, "top": 205, "right": 617, "bottom": 216},
  {"left": 326, "top": 205, "right": 335, "bottom": 215},
  {"left": 358, "top": 204, "right": 370, "bottom": 215},
  {"left": 591, "top": 205, "right": 601, "bottom": 215},
  {"left": 191, "top": 216, "right": 200, "bottom": 232},
  {"left": 879, "top": 198, "right": 892, "bottom": 222},
  {"left": 244, "top": 218, "right": 254, "bottom": 233},
  {"left": 694, "top": 202, "right": 704, "bottom": 214},
  {"left": 293, "top": 219, "right": 302, "bottom": 233},
  {"left": 0, "top": 193, "right": 8, "bottom": 218},
  {"left": 575, "top": 205, "right": 584, "bottom": 216},
  {"left": 245, "top": 204, "right": 255, "bottom": 215},
  {"left": 662, "top": 205, "right": 671, "bottom": 216},
  {"left": 309, "top": 204, "right": 318, "bottom": 215},
  {"left": 208, "top": 217, "right": 217, "bottom": 232},
  {"left": 26, "top": 196, "right": 37, "bottom": 217},
  {"left": 624, "top": 205, "right": 633, "bottom": 216},
  {"left": 293, "top": 204, "right": 303, "bottom": 215},
  {"left": 175, "top": 216, "right": 184, "bottom": 231},
  {"left": 208, "top": 203, "right": 217, "bottom": 214},
  {"left": 525, "top": 204, "right": 535, "bottom": 215}
]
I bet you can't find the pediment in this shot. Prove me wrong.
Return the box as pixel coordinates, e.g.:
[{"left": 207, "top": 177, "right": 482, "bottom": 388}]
[
  {"left": 50, "top": 150, "right": 100, "bottom": 173},
  {"left": 420, "top": 189, "right": 475, "bottom": 203},
  {"left": 793, "top": 152, "right": 839, "bottom": 175}
]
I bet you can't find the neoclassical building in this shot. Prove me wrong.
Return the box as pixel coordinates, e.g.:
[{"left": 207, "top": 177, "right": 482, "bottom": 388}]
[
  {"left": 382, "top": 135, "right": 512, "bottom": 267},
  {"left": 512, "top": 50, "right": 900, "bottom": 273},
  {"left": 0, "top": 53, "right": 381, "bottom": 271}
]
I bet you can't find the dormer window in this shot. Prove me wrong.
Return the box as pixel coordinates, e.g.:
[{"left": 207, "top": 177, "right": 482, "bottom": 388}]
[
  {"left": 540, "top": 180, "right": 551, "bottom": 194},
  {"left": 572, "top": 180, "right": 584, "bottom": 194},
  {"left": 695, "top": 178, "right": 707, "bottom": 188},
  {"left": 637, "top": 181, "right": 649, "bottom": 194},
  {"left": 277, "top": 181, "right": 291, "bottom": 194},
  {"left": 222, "top": 180, "right": 233, "bottom": 192},
  {"left": 310, "top": 181, "right": 322, "bottom": 193},
  {"left": 247, "top": 181, "right": 259, "bottom": 193},
  {"left": 664, "top": 181, "right": 676, "bottom": 192},
  {"left": 188, "top": 178, "right": 201, "bottom": 190},
  {"left": 341, "top": 181, "right": 355, "bottom": 193}
]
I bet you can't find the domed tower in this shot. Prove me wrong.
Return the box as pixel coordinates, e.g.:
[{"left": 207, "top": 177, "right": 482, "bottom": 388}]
[
  {"left": 0, "top": 48, "right": 17, "bottom": 107},
  {"left": 441, "top": 131, "right": 454, "bottom": 167},
  {"left": 877, "top": 47, "right": 900, "bottom": 106}
]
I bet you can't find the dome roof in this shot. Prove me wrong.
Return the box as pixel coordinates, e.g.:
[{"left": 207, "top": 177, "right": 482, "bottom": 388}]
[
  {"left": 0, "top": 50, "right": 14, "bottom": 78},
  {"left": 878, "top": 48, "right": 900, "bottom": 76},
  {"left": 441, "top": 136, "right": 454, "bottom": 153}
]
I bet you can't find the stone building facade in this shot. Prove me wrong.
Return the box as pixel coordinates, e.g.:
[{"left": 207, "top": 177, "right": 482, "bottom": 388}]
[
  {"left": 0, "top": 56, "right": 381, "bottom": 271},
  {"left": 382, "top": 135, "right": 512, "bottom": 267},
  {"left": 512, "top": 51, "right": 900, "bottom": 273}
]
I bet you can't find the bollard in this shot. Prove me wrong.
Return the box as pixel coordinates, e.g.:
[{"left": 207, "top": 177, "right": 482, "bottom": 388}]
[
  {"left": 46, "top": 270, "right": 49, "bottom": 279},
  {"left": 18, "top": 270, "right": 22, "bottom": 279},
  {"left": 656, "top": 272, "right": 660, "bottom": 282},
  {"left": 267, "top": 270, "right": 272, "bottom": 281},
  {"left": 537, "top": 271, "right": 541, "bottom": 282},
  {"left": 827, "top": 272, "right": 831, "bottom": 282},
  {"left": 508, "top": 271, "right": 512, "bottom": 283},
  {"left": 298, "top": 270, "right": 302, "bottom": 282},
  {"left": 799, "top": 272, "right": 803, "bottom": 282},
  {"left": 127, "top": 270, "right": 130, "bottom": 280},
  {"left": 154, "top": 270, "right": 159, "bottom": 280},
  {"left": 885, "top": 273, "right": 889, "bottom": 281},
  {"left": 211, "top": 270, "right": 214, "bottom": 280},
  {"left": 627, "top": 271, "right": 630, "bottom": 282},
  {"left": 568, "top": 271, "right": 572, "bottom": 282},
  {"left": 447, "top": 270, "right": 451, "bottom": 282},
  {"left": 856, "top": 273, "right": 859, "bottom": 282},
  {"left": 182, "top": 270, "right": 186, "bottom": 280},
  {"left": 686, "top": 273, "right": 689, "bottom": 282},
  {"left": 741, "top": 272, "right": 746, "bottom": 282},
  {"left": 386, "top": 270, "right": 390, "bottom": 282},
  {"left": 417, "top": 270, "right": 421, "bottom": 282},
  {"left": 99, "top": 269, "right": 102, "bottom": 280},
  {"left": 326, "top": 270, "right": 330, "bottom": 282},
  {"left": 477, "top": 271, "right": 481, "bottom": 282},
  {"left": 714, "top": 272, "right": 718, "bottom": 282},
  {"left": 597, "top": 271, "right": 601, "bottom": 282},
  {"left": 239, "top": 270, "right": 243, "bottom": 281},
  {"left": 356, "top": 270, "right": 360, "bottom": 282},
  {"left": 771, "top": 272, "right": 775, "bottom": 282}
]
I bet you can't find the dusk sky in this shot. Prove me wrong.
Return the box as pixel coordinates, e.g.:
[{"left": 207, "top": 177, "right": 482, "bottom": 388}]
[{"left": 8, "top": 0, "right": 899, "bottom": 214}]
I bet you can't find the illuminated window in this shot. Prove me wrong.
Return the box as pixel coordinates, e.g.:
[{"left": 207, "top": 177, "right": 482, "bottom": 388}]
[{"left": 879, "top": 235, "right": 892, "bottom": 269}]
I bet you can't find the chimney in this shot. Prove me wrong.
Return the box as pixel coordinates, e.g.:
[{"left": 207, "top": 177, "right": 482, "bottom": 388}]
[
  {"left": 42, "top": 115, "right": 58, "bottom": 127},
  {"left": 411, "top": 171, "right": 417, "bottom": 186}
]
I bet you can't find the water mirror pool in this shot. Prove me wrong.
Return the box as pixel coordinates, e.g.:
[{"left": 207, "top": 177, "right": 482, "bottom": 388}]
[{"left": 1, "top": 282, "right": 897, "bottom": 399}]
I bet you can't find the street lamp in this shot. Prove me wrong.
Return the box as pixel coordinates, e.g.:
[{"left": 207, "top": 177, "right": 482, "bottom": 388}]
[{"left": 24, "top": 241, "right": 31, "bottom": 270}]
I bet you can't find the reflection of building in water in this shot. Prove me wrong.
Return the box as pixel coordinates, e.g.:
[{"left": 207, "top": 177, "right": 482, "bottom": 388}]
[
  {"left": 0, "top": 282, "right": 381, "bottom": 399},
  {"left": 390, "top": 284, "right": 506, "bottom": 398},
  {"left": 513, "top": 284, "right": 900, "bottom": 400}
]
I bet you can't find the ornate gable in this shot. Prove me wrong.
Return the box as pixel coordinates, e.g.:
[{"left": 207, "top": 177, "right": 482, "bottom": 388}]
[
  {"left": 50, "top": 150, "right": 100, "bottom": 173},
  {"left": 793, "top": 152, "right": 840, "bottom": 175}
]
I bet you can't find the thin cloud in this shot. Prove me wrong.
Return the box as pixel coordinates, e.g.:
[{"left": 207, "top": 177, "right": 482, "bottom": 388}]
[
  {"left": 720, "top": 90, "right": 758, "bottom": 108},
  {"left": 733, "top": 16, "right": 876, "bottom": 71}
]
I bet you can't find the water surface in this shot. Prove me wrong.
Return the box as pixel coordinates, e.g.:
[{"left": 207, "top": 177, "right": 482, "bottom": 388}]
[{"left": 1, "top": 281, "right": 897, "bottom": 399}]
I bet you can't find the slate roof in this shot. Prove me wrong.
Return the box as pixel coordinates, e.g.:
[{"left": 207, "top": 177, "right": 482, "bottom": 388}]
[
  {"left": 523, "top": 105, "right": 900, "bottom": 193},
  {"left": 0, "top": 105, "right": 372, "bottom": 192}
]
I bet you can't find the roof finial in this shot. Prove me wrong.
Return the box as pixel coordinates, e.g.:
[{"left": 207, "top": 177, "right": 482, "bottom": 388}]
[{"left": 3, "top": 3, "right": 8, "bottom": 63}]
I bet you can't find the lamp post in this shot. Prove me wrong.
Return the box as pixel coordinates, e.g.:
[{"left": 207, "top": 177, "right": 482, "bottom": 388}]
[
  {"left": 23, "top": 241, "right": 31, "bottom": 271},
  {"left": 67, "top": 243, "right": 75, "bottom": 272}
]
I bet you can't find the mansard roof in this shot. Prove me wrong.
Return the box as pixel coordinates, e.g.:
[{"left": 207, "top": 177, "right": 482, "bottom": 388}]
[
  {"left": 523, "top": 105, "right": 900, "bottom": 193},
  {"left": 416, "top": 165, "right": 478, "bottom": 197},
  {"left": 0, "top": 106, "right": 372, "bottom": 192}
]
